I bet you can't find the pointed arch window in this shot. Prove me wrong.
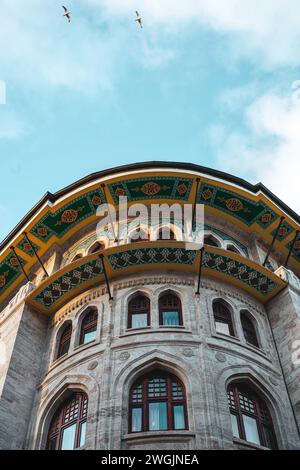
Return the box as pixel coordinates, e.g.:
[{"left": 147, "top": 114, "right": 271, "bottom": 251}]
[
  {"left": 88, "top": 241, "right": 105, "bottom": 255},
  {"left": 128, "top": 294, "right": 150, "bottom": 329},
  {"left": 241, "top": 311, "right": 259, "bottom": 348},
  {"left": 228, "top": 383, "right": 277, "bottom": 449},
  {"left": 47, "top": 392, "right": 88, "bottom": 450},
  {"left": 226, "top": 244, "right": 240, "bottom": 255},
  {"left": 204, "top": 235, "right": 220, "bottom": 247},
  {"left": 72, "top": 254, "right": 83, "bottom": 263},
  {"left": 129, "top": 371, "right": 188, "bottom": 433},
  {"left": 79, "top": 308, "right": 98, "bottom": 345},
  {"left": 213, "top": 301, "right": 234, "bottom": 336},
  {"left": 159, "top": 292, "right": 183, "bottom": 326},
  {"left": 57, "top": 323, "right": 72, "bottom": 359}
]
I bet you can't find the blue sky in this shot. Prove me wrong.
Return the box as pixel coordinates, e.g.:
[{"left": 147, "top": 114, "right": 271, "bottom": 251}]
[{"left": 1, "top": 0, "right": 300, "bottom": 242}]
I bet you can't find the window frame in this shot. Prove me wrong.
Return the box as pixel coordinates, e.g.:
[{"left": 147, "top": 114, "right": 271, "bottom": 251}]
[
  {"left": 228, "top": 383, "right": 277, "bottom": 449},
  {"left": 129, "top": 372, "right": 188, "bottom": 433},
  {"left": 57, "top": 323, "right": 72, "bottom": 359},
  {"left": 128, "top": 294, "right": 151, "bottom": 329},
  {"left": 47, "top": 392, "right": 88, "bottom": 450},
  {"left": 240, "top": 311, "right": 259, "bottom": 348},
  {"left": 159, "top": 292, "right": 183, "bottom": 327},
  {"left": 213, "top": 301, "right": 235, "bottom": 337},
  {"left": 79, "top": 308, "right": 98, "bottom": 345}
]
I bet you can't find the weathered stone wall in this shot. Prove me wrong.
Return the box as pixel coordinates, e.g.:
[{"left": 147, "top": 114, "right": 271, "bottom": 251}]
[
  {"left": 0, "top": 289, "right": 49, "bottom": 449},
  {"left": 0, "top": 271, "right": 295, "bottom": 450},
  {"left": 267, "top": 267, "right": 300, "bottom": 431}
]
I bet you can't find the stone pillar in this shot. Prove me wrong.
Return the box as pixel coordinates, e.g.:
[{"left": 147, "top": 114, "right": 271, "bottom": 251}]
[
  {"left": 0, "top": 284, "right": 48, "bottom": 450},
  {"left": 267, "top": 267, "right": 300, "bottom": 433}
]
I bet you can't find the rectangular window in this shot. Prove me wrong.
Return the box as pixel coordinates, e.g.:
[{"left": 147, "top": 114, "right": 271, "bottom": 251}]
[
  {"left": 173, "top": 405, "right": 185, "bottom": 430},
  {"left": 61, "top": 423, "right": 77, "bottom": 450},
  {"left": 242, "top": 414, "right": 260, "bottom": 446},
  {"left": 149, "top": 402, "right": 168, "bottom": 431},
  {"left": 230, "top": 413, "right": 240, "bottom": 438},
  {"left": 161, "top": 311, "right": 180, "bottom": 326},
  {"left": 131, "top": 313, "right": 148, "bottom": 329},
  {"left": 79, "top": 421, "right": 87, "bottom": 447},
  {"left": 215, "top": 321, "right": 230, "bottom": 336},
  {"left": 83, "top": 329, "right": 96, "bottom": 344},
  {"left": 131, "top": 407, "right": 142, "bottom": 432}
]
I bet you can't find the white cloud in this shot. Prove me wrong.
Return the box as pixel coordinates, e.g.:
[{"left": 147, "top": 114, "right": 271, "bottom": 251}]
[
  {"left": 1, "top": 0, "right": 300, "bottom": 97},
  {"left": 212, "top": 82, "right": 300, "bottom": 213},
  {"left": 0, "top": 109, "right": 24, "bottom": 139},
  {"left": 93, "top": 0, "right": 300, "bottom": 67}
]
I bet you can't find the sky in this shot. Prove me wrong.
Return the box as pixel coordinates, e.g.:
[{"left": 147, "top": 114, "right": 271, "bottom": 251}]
[{"left": 1, "top": 0, "right": 300, "bottom": 242}]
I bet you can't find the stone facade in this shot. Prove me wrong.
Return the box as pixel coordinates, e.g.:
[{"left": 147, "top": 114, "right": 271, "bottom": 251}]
[
  {"left": 0, "top": 269, "right": 299, "bottom": 450},
  {"left": 0, "top": 163, "right": 300, "bottom": 450}
]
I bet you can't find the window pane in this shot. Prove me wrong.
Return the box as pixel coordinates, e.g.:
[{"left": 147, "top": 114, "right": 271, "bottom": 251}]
[
  {"left": 59, "top": 340, "right": 70, "bottom": 357},
  {"left": 173, "top": 405, "right": 185, "bottom": 430},
  {"left": 79, "top": 421, "right": 86, "bottom": 447},
  {"left": 230, "top": 413, "right": 240, "bottom": 438},
  {"left": 131, "top": 313, "right": 148, "bottom": 329},
  {"left": 83, "top": 329, "right": 96, "bottom": 344},
  {"left": 61, "top": 423, "right": 77, "bottom": 450},
  {"left": 215, "top": 321, "right": 230, "bottom": 335},
  {"left": 242, "top": 414, "right": 260, "bottom": 446},
  {"left": 162, "top": 311, "right": 180, "bottom": 326},
  {"left": 149, "top": 402, "right": 168, "bottom": 431},
  {"left": 131, "top": 408, "right": 142, "bottom": 432}
]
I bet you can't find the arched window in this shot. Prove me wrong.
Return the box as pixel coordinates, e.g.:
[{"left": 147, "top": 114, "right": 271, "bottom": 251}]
[
  {"left": 88, "top": 241, "right": 105, "bottom": 255},
  {"left": 241, "top": 311, "right": 259, "bottom": 348},
  {"left": 47, "top": 392, "right": 88, "bottom": 450},
  {"left": 128, "top": 294, "right": 150, "bottom": 329},
  {"left": 79, "top": 308, "right": 98, "bottom": 345},
  {"left": 129, "top": 371, "right": 188, "bottom": 433},
  {"left": 226, "top": 244, "right": 240, "bottom": 255},
  {"left": 213, "top": 300, "right": 234, "bottom": 336},
  {"left": 204, "top": 235, "right": 220, "bottom": 247},
  {"left": 158, "top": 227, "right": 176, "bottom": 241},
  {"left": 159, "top": 292, "right": 183, "bottom": 326},
  {"left": 72, "top": 254, "right": 83, "bottom": 263},
  {"left": 57, "top": 323, "right": 72, "bottom": 359},
  {"left": 227, "top": 383, "right": 277, "bottom": 449},
  {"left": 129, "top": 227, "right": 150, "bottom": 243}
]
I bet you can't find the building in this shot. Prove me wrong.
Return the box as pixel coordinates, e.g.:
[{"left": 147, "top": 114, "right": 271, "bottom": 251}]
[{"left": 0, "top": 161, "right": 299, "bottom": 450}]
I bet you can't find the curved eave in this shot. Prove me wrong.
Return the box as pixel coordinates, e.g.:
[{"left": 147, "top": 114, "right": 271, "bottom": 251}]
[
  {"left": 0, "top": 162, "right": 299, "bottom": 306},
  {"left": 26, "top": 243, "right": 287, "bottom": 314}
]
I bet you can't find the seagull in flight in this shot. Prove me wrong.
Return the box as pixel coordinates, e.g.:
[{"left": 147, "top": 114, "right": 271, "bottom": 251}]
[
  {"left": 135, "top": 11, "right": 143, "bottom": 29},
  {"left": 62, "top": 5, "right": 71, "bottom": 23}
]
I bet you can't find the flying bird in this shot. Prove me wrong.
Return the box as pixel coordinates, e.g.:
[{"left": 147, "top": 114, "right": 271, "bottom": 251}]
[
  {"left": 62, "top": 5, "right": 71, "bottom": 23},
  {"left": 135, "top": 11, "right": 143, "bottom": 29}
]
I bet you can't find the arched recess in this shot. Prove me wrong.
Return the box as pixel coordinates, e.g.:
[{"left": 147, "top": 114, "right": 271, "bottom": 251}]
[
  {"left": 53, "top": 320, "right": 73, "bottom": 362},
  {"left": 87, "top": 241, "right": 105, "bottom": 255},
  {"left": 76, "top": 306, "right": 99, "bottom": 346},
  {"left": 158, "top": 290, "right": 183, "bottom": 326},
  {"left": 226, "top": 244, "right": 242, "bottom": 256},
  {"left": 240, "top": 310, "right": 260, "bottom": 348},
  {"left": 71, "top": 253, "right": 83, "bottom": 263},
  {"left": 212, "top": 298, "right": 236, "bottom": 337},
  {"left": 32, "top": 374, "right": 99, "bottom": 450},
  {"left": 204, "top": 233, "right": 222, "bottom": 248},
  {"left": 215, "top": 365, "right": 290, "bottom": 450},
  {"left": 109, "top": 350, "right": 199, "bottom": 449}
]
